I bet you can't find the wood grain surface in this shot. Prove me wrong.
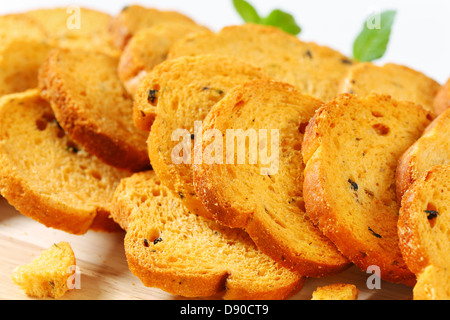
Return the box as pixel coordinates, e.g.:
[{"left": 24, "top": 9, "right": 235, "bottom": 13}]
[{"left": 0, "top": 197, "right": 413, "bottom": 300}]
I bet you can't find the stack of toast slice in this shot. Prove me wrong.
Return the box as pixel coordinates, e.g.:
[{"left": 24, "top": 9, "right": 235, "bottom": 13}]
[{"left": 2, "top": 3, "right": 448, "bottom": 300}]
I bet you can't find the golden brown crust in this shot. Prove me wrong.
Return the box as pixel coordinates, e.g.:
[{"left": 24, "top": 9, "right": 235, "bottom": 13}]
[
  {"left": 339, "top": 62, "right": 441, "bottom": 115},
  {"left": 138, "top": 55, "right": 268, "bottom": 219},
  {"left": 24, "top": 7, "right": 119, "bottom": 57},
  {"left": 118, "top": 22, "right": 210, "bottom": 95},
  {"left": 302, "top": 93, "right": 433, "bottom": 286},
  {"left": 433, "top": 78, "right": 450, "bottom": 115},
  {"left": 109, "top": 5, "right": 198, "bottom": 50},
  {"left": 0, "top": 172, "right": 95, "bottom": 235},
  {"left": 311, "top": 283, "right": 359, "bottom": 300},
  {"left": 115, "top": 171, "right": 305, "bottom": 299},
  {"left": 194, "top": 80, "right": 351, "bottom": 277},
  {"left": 0, "top": 90, "right": 129, "bottom": 234},
  {"left": 39, "top": 49, "right": 150, "bottom": 172},
  {"left": 168, "top": 23, "right": 354, "bottom": 102},
  {"left": 395, "top": 109, "right": 450, "bottom": 203},
  {"left": 398, "top": 165, "right": 450, "bottom": 275}
]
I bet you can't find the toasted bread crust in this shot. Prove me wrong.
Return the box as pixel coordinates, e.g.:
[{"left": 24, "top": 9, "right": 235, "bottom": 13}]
[
  {"left": 168, "top": 24, "right": 354, "bottom": 102},
  {"left": 0, "top": 90, "right": 128, "bottom": 234},
  {"left": 398, "top": 165, "right": 450, "bottom": 274},
  {"left": 118, "top": 23, "right": 209, "bottom": 95},
  {"left": 109, "top": 5, "right": 198, "bottom": 50},
  {"left": 302, "top": 93, "right": 433, "bottom": 286},
  {"left": 39, "top": 49, "right": 150, "bottom": 172},
  {"left": 433, "top": 78, "right": 449, "bottom": 115},
  {"left": 138, "top": 55, "right": 268, "bottom": 219},
  {"left": 114, "top": 171, "right": 305, "bottom": 300},
  {"left": 194, "top": 80, "right": 351, "bottom": 277},
  {"left": 339, "top": 62, "right": 441, "bottom": 114},
  {"left": 395, "top": 109, "right": 450, "bottom": 203}
]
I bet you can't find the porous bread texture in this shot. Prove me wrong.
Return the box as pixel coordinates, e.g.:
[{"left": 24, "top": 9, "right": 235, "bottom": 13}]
[
  {"left": 0, "top": 39, "right": 52, "bottom": 96},
  {"left": 168, "top": 23, "right": 355, "bottom": 102},
  {"left": 109, "top": 5, "right": 198, "bottom": 50},
  {"left": 413, "top": 265, "right": 450, "bottom": 300},
  {"left": 0, "top": 90, "right": 129, "bottom": 234},
  {"left": 110, "top": 168, "right": 163, "bottom": 231},
  {"left": 396, "top": 108, "right": 450, "bottom": 203},
  {"left": 112, "top": 171, "right": 304, "bottom": 300},
  {"left": 433, "top": 77, "right": 450, "bottom": 115},
  {"left": 11, "top": 242, "right": 76, "bottom": 299},
  {"left": 25, "top": 7, "right": 119, "bottom": 57},
  {"left": 39, "top": 48, "right": 150, "bottom": 173},
  {"left": 339, "top": 62, "right": 441, "bottom": 114},
  {"left": 311, "top": 283, "right": 359, "bottom": 300},
  {"left": 302, "top": 93, "right": 433, "bottom": 286},
  {"left": 398, "top": 165, "right": 450, "bottom": 275},
  {"left": 0, "top": 14, "right": 53, "bottom": 96},
  {"left": 137, "top": 55, "right": 268, "bottom": 219},
  {"left": 194, "top": 80, "right": 350, "bottom": 277},
  {"left": 118, "top": 22, "right": 210, "bottom": 96},
  {"left": 0, "top": 14, "right": 48, "bottom": 44}
]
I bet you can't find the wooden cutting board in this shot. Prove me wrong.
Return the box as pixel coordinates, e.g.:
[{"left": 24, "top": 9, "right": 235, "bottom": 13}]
[{"left": 0, "top": 197, "right": 413, "bottom": 300}]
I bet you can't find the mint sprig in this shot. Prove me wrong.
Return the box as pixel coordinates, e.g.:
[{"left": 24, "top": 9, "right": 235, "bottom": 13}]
[
  {"left": 353, "top": 10, "right": 397, "bottom": 62},
  {"left": 232, "top": 0, "right": 301, "bottom": 35}
]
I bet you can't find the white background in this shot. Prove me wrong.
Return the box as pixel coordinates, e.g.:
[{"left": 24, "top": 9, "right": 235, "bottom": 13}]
[{"left": 2, "top": 0, "right": 449, "bottom": 84}]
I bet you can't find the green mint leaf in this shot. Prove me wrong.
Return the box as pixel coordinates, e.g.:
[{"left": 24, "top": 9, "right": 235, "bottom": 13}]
[
  {"left": 261, "top": 9, "right": 302, "bottom": 35},
  {"left": 232, "top": 0, "right": 261, "bottom": 23},
  {"left": 353, "top": 10, "right": 397, "bottom": 62}
]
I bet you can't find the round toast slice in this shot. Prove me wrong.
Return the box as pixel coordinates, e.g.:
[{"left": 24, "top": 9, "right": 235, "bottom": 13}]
[
  {"left": 0, "top": 14, "right": 53, "bottom": 96},
  {"left": 433, "top": 77, "right": 450, "bottom": 115},
  {"left": 193, "top": 80, "right": 350, "bottom": 277},
  {"left": 168, "top": 23, "right": 355, "bottom": 102},
  {"left": 302, "top": 93, "right": 434, "bottom": 285},
  {"left": 112, "top": 170, "right": 304, "bottom": 300},
  {"left": 135, "top": 55, "right": 268, "bottom": 219},
  {"left": 25, "top": 7, "right": 119, "bottom": 57},
  {"left": 398, "top": 165, "right": 450, "bottom": 274},
  {"left": 39, "top": 48, "right": 150, "bottom": 172},
  {"left": 339, "top": 62, "right": 441, "bottom": 115},
  {"left": 0, "top": 90, "right": 130, "bottom": 234},
  {"left": 118, "top": 22, "right": 210, "bottom": 96},
  {"left": 396, "top": 108, "right": 450, "bottom": 203},
  {"left": 109, "top": 5, "right": 198, "bottom": 50}
]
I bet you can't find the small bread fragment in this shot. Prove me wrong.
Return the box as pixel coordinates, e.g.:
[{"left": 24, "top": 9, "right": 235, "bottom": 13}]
[
  {"left": 25, "top": 7, "right": 119, "bottom": 57},
  {"left": 109, "top": 5, "right": 198, "bottom": 50},
  {"left": 39, "top": 48, "right": 150, "bottom": 172},
  {"left": 11, "top": 242, "right": 76, "bottom": 299},
  {"left": 0, "top": 14, "right": 53, "bottom": 96},
  {"left": 0, "top": 90, "right": 130, "bottom": 234},
  {"left": 339, "top": 62, "right": 441, "bottom": 114},
  {"left": 194, "top": 80, "right": 350, "bottom": 277},
  {"left": 311, "top": 283, "right": 359, "bottom": 300},
  {"left": 118, "top": 22, "right": 210, "bottom": 95},
  {"left": 398, "top": 165, "right": 450, "bottom": 275},
  {"left": 168, "top": 23, "right": 355, "bottom": 101},
  {"left": 433, "top": 77, "right": 450, "bottom": 115},
  {"left": 414, "top": 265, "right": 450, "bottom": 300},
  {"left": 112, "top": 171, "right": 304, "bottom": 300},
  {"left": 135, "top": 55, "right": 268, "bottom": 219},
  {"left": 396, "top": 108, "right": 450, "bottom": 203},
  {"left": 302, "top": 93, "right": 433, "bottom": 285}
]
